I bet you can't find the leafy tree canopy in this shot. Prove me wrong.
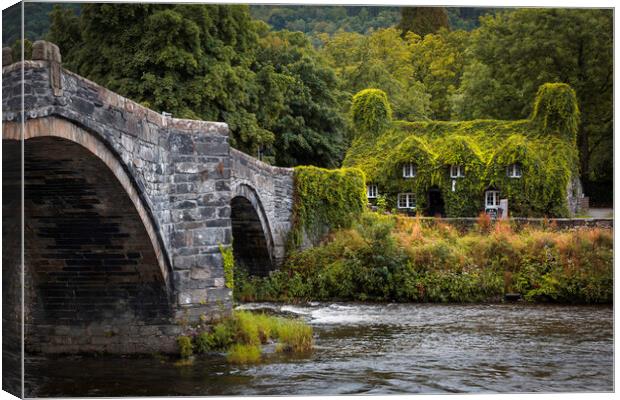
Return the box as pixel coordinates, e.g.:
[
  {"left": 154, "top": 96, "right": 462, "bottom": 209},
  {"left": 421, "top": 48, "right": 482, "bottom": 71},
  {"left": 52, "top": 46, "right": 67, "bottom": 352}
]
[
  {"left": 398, "top": 7, "right": 450, "bottom": 37},
  {"left": 451, "top": 8, "right": 612, "bottom": 195},
  {"left": 47, "top": 3, "right": 346, "bottom": 167}
]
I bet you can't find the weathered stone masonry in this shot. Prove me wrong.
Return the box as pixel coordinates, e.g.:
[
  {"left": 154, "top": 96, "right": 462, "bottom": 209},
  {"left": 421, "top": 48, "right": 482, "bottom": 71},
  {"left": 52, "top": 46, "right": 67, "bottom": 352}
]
[
  {"left": 230, "top": 148, "right": 294, "bottom": 275},
  {"left": 2, "top": 41, "right": 294, "bottom": 356}
]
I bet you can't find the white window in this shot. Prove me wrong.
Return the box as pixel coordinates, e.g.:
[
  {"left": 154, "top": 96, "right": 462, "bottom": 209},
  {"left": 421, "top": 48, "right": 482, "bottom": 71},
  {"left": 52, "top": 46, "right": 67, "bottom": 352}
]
[
  {"left": 485, "top": 190, "right": 500, "bottom": 208},
  {"left": 450, "top": 165, "right": 465, "bottom": 178},
  {"left": 402, "top": 163, "right": 417, "bottom": 178},
  {"left": 506, "top": 163, "right": 522, "bottom": 178},
  {"left": 397, "top": 193, "right": 416, "bottom": 209},
  {"left": 367, "top": 184, "right": 378, "bottom": 199}
]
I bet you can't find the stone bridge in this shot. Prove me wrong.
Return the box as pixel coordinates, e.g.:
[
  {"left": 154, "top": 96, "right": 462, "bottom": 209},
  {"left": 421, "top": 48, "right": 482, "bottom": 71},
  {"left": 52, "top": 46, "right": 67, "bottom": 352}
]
[{"left": 2, "top": 41, "right": 295, "bottom": 354}]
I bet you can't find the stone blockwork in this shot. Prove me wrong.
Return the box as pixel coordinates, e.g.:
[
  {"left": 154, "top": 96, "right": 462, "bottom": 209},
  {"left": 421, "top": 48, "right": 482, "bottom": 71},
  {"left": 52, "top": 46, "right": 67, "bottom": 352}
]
[
  {"left": 230, "top": 148, "right": 294, "bottom": 269},
  {"left": 1, "top": 42, "right": 298, "bottom": 354}
]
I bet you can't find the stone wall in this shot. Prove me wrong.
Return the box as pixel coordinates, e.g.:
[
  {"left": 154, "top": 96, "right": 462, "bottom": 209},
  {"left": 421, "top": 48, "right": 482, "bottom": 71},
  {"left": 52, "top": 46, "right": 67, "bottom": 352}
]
[
  {"left": 230, "top": 148, "right": 294, "bottom": 268},
  {"left": 2, "top": 41, "right": 234, "bottom": 354},
  {"left": 2, "top": 40, "right": 300, "bottom": 355}
]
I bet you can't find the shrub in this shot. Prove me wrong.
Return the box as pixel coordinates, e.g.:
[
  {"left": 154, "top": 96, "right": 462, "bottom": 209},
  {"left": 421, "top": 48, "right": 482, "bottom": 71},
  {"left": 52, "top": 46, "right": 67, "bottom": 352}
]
[
  {"left": 195, "top": 322, "right": 234, "bottom": 353},
  {"left": 235, "top": 211, "right": 612, "bottom": 304}
]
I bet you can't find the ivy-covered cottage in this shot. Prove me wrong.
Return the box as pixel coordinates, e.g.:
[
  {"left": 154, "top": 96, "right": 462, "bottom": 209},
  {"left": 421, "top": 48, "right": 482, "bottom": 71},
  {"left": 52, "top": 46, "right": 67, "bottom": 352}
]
[{"left": 343, "top": 84, "right": 584, "bottom": 218}]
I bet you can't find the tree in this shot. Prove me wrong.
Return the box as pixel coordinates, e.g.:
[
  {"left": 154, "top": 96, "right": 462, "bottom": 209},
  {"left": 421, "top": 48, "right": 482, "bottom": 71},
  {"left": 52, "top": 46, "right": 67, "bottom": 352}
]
[
  {"left": 319, "top": 28, "right": 431, "bottom": 122},
  {"left": 398, "top": 7, "right": 449, "bottom": 37},
  {"left": 253, "top": 28, "right": 347, "bottom": 167},
  {"left": 452, "top": 9, "right": 612, "bottom": 198},
  {"left": 48, "top": 3, "right": 272, "bottom": 155},
  {"left": 410, "top": 28, "right": 471, "bottom": 120}
]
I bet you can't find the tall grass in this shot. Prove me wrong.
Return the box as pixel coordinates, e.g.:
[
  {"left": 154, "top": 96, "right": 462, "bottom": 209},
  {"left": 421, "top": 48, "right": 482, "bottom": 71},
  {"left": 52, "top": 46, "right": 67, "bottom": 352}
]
[
  {"left": 235, "top": 212, "right": 613, "bottom": 304},
  {"left": 179, "top": 311, "right": 313, "bottom": 363}
]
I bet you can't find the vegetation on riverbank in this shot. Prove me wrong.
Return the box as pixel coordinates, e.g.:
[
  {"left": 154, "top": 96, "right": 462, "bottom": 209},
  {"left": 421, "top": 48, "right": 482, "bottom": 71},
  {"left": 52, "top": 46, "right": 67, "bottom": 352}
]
[
  {"left": 177, "top": 311, "right": 313, "bottom": 364},
  {"left": 235, "top": 212, "right": 613, "bottom": 304}
]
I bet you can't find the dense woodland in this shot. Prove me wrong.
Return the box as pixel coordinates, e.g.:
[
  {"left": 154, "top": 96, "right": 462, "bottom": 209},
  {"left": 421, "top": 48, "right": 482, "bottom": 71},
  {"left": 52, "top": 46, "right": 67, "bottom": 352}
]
[{"left": 3, "top": 4, "right": 613, "bottom": 203}]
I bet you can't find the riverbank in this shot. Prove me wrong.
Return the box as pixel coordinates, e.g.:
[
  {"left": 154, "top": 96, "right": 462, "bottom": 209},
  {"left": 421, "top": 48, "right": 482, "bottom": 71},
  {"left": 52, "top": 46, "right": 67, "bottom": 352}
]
[{"left": 235, "top": 212, "right": 613, "bottom": 304}]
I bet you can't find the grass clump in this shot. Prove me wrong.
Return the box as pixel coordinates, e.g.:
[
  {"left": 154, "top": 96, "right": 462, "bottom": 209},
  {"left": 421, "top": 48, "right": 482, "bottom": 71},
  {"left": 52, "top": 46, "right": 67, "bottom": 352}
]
[
  {"left": 275, "top": 319, "right": 313, "bottom": 353},
  {"left": 235, "top": 212, "right": 612, "bottom": 304},
  {"left": 177, "top": 336, "right": 193, "bottom": 359},
  {"left": 179, "top": 311, "right": 313, "bottom": 364},
  {"left": 226, "top": 344, "right": 262, "bottom": 364}
]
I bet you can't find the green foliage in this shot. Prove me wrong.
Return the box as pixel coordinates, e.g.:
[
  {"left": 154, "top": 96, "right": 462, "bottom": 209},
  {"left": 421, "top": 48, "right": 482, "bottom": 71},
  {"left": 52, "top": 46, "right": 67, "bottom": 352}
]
[
  {"left": 290, "top": 165, "right": 367, "bottom": 246},
  {"left": 226, "top": 344, "right": 261, "bottom": 364},
  {"left": 254, "top": 29, "right": 347, "bottom": 167},
  {"left": 454, "top": 8, "right": 612, "bottom": 194},
  {"left": 219, "top": 244, "right": 235, "bottom": 290},
  {"left": 398, "top": 7, "right": 450, "bottom": 37},
  {"left": 195, "top": 322, "right": 235, "bottom": 353},
  {"left": 177, "top": 336, "right": 193, "bottom": 359},
  {"left": 251, "top": 5, "right": 401, "bottom": 36},
  {"left": 318, "top": 28, "right": 431, "bottom": 123},
  {"left": 46, "top": 5, "right": 81, "bottom": 53},
  {"left": 275, "top": 319, "right": 313, "bottom": 352},
  {"left": 46, "top": 3, "right": 345, "bottom": 168},
  {"left": 375, "top": 194, "right": 389, "bottom": 213},
  {"left": 10, "top": 39, "right": 32, "bottom": 61},
  {"left": 189, "top": 311, "right": 313, "bottom": 364},
  {"left": 410, "top": 29, "right": 471, "bottom": 120},
  {"left": 2, "top": 2, "right": 81, "bottom": 47},
  {"left": 344, "top": 87, "right": 579, "bottom": 217},
  {"left": 236, "top": 213, "right": 612, "bottom": 304},
  {"left": 350, "top": 89, "right": 393, "bottom": 136},
  {"left": 530, "top": 83, "right": 580, "bottom": 142}
]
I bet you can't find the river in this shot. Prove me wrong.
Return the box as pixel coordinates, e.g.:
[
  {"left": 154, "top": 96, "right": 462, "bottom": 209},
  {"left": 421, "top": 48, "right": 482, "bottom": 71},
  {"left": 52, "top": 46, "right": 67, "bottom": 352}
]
[{"left": 25, "top": 302, "right": 613, "bottom": 396}]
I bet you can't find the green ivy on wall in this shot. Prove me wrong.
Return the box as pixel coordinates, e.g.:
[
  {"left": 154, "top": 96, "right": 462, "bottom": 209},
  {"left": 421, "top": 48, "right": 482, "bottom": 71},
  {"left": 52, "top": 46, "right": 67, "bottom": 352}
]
[
  {"left": 350, "top": 88, "right": 393, "bottom": 136},
  {"left": 343, "top": 83, "right": 580, "bottom": 217},
  {"left": 289, "top": 165, "right": 367, "bottom": 247},
  {"left": 531, "top": 83, "right": 580, "bottom": 142}
]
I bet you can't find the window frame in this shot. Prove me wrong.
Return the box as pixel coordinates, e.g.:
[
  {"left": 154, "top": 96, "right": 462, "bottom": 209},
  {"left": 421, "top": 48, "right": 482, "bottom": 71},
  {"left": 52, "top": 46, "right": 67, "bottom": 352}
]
[
  {"left": 485, "top": 190, "right": 500, "bottom": 208},
  {"left": 397, "top": 192, "right": 416, "bottom": 210},
  {"left": 450, "top": 164, "right": 465, "bottom": 178},
  {"left": 402, "top": 163, "right": 417, "bottom": 178},
  {"left": 506, "top": 163, "right": 522, "bottom": 178},
  {"left": 367, "top": 184, "right": 378, "bottom": 199}
]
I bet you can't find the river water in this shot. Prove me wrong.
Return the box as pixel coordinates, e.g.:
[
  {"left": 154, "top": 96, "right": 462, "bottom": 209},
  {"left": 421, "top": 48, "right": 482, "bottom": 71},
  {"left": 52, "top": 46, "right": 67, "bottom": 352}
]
[{"left": 26, "top": 303, "right": 613, "bottom": 396}]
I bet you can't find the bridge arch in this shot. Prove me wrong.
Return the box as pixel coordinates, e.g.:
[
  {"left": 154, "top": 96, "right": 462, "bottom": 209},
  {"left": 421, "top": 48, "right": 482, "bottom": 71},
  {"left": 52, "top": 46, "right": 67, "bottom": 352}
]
[
  {"left": 4, "top": 117, "right": 173, "bottom": 328},
  {"left": 230, "top": 182, "right": 275, "bottom": 276}
]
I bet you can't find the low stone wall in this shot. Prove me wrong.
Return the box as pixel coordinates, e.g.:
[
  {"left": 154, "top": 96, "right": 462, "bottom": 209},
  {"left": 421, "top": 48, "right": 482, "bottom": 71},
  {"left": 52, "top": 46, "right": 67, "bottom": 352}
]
[{"left": 396, "top": 215, "right": 613, "bottom": 231}]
